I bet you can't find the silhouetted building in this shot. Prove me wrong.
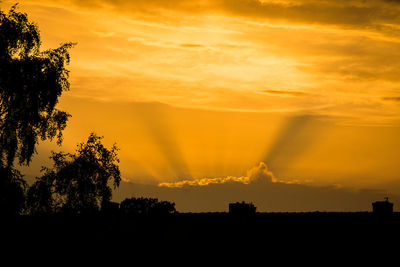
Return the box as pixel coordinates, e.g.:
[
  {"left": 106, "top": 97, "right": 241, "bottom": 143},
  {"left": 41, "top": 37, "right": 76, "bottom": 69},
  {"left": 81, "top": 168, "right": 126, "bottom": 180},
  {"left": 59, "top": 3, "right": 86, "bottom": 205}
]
[
  {"left": 372, "top": 197, "right": 393, "bottom": 215},
  {"left": 229, "top": 201, "right": 256, "bottom": 215}
]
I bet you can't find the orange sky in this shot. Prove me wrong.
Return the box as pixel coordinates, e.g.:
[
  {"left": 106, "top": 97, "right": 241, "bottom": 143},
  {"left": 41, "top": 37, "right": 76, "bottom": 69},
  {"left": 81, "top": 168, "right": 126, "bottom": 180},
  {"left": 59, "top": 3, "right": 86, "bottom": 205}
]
[{"left": 3, "top": 0, "right": 400, "bottom": 209}]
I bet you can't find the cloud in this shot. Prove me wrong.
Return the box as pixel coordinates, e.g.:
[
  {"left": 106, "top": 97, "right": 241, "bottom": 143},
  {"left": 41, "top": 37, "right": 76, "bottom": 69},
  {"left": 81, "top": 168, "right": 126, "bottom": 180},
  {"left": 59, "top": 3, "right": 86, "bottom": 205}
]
[
  {"left": 179, "top": 43, "right": 205, "bottom": 48},
  {"left": 382, "top": 96, "right": 400, "bottom": 102},
  {"left": 158, "top": 176, "right": 250, "bottom": 188},
  {"left": 262, "top": 90, "right": 310, "bottom": 97},
  {"left": 158, "top": 162, "right": 298, "bottom": 188},
  {"left": 51, "top": 0, "right": 400, "bottom": 28},
  {"left": 11, "top": 0, "right": 400, "bottom": 124},
  {"left": 246, "top": 162, "right": 275, "bottom": 183},
  {"left": 90, "top": 30, "right": 115, "bottom": 38}
]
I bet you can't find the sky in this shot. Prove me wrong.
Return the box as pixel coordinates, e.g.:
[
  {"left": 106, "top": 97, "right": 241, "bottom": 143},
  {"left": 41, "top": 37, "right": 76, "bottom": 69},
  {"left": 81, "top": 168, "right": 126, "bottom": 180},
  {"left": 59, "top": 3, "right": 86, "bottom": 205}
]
[{"left": 3, "top": 0, "right": 400, "bottom": 211}]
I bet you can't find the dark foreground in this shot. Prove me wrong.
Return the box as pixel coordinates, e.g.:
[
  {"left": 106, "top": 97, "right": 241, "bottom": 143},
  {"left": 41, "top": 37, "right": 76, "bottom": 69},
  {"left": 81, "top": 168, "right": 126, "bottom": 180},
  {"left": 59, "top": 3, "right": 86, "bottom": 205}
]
[{"left": 3, "top": 212, "right": 400, "bottom": 258}]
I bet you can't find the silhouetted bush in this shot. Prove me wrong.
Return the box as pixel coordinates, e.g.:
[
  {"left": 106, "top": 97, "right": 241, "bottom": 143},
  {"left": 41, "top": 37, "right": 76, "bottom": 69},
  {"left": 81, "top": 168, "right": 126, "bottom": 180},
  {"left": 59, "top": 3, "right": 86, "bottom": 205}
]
[
  {"left": 120, "top": 197, "right": 176, "bottom": 216},
  {"left": 229, "top": 201, "right": 256, "bottom": 216},
  {"left": 26, "top": 133, "right": 121, "bottom": 215}
]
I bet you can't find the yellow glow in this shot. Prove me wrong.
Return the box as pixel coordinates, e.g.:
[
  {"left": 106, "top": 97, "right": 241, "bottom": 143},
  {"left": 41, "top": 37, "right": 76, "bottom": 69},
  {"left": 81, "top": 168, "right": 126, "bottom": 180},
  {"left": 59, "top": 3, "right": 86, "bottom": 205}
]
[{"left": 3, "top": 0, "right": 400, "bottom": 197}]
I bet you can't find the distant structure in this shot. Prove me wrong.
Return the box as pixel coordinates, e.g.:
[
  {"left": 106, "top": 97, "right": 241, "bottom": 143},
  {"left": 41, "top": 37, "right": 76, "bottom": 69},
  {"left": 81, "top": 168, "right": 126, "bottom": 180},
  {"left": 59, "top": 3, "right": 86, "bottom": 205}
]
[
  {"left": 229, "top": 201, "right": 256, "bottom": 215},
  {"left": 372, "top": 197, "right": 393, "bottom": 215}
]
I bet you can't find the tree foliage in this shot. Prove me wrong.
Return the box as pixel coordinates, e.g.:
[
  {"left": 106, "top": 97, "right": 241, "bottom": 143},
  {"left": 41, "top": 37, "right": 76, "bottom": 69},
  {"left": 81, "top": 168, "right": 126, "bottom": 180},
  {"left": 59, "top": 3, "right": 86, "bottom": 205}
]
[
  {"left": 0, "top": 167, "right": 26, "bottom": 215},
  {"left": 0, "top": 4, "right": 74, "bottom": 168},
  {"left": 0, "top": 5, "right": 74, "bottom": 215},
  {"left": 120, "top": 197, "right": 176, "bottom": 216},
  {"left": 27, "top": 133, "right": 121, "bottom": 215}
]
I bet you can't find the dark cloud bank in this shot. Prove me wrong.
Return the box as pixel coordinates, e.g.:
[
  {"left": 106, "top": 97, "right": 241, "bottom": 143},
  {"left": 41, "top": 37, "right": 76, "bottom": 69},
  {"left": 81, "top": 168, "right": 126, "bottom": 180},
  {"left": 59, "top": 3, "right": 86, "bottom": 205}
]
[{"left": 69, "top": 0, "right": 400, "bottom": 27}]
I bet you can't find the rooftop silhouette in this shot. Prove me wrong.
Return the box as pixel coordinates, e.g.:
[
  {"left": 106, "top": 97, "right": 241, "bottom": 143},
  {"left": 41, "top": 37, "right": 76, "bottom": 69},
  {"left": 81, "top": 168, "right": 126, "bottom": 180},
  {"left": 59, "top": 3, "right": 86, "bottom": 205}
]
[{"left": 372, "top": 197, "right": 393, "bottom": 215}]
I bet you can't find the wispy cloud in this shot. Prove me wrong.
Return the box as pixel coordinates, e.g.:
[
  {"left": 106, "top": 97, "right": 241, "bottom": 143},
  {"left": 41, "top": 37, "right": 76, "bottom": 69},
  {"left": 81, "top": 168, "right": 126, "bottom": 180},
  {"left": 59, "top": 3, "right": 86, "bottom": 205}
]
[
  {"left": 382, "top": 96, "right": 400, "bottom": 102},
  {"left": 7, "top": 0, "right": 400, "bottom": 124},
  {"left": 40, "top": 0, "right": 400, "bottom": 28},
  {"left": 262, "top": 90, "right": 310, "bottom": 97},
  {"left": 180, "top": 43, "right": 205, "bottom": 48},
  {"left": 90, "top": 30, "right": 115, "bottom": 38}
]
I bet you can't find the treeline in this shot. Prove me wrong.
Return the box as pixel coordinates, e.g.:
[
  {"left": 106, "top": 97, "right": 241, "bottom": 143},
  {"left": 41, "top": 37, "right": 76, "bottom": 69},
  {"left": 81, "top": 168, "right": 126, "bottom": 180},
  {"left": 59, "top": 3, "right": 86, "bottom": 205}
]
[
  {"left": 120, "top": 197, "right": 176, "bottom": 215},
  {"left": 0, "top": 5, "right": 175, "bottom": 216}
]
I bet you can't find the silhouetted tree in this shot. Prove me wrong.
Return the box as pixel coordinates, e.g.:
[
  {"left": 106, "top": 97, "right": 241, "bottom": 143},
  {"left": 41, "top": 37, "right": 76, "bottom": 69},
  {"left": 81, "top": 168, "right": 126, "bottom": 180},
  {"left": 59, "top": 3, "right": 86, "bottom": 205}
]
[
  {"left": 0, "top": 167, "right": 26, "bottom": 215},
  {"left": 27, "top": 133, "right": 121, "bottom": 215},
  {"left": 0, "top": 4, "right": 73, "bottom": 167},
  {"left": 0, "top": 5, "right": 74, "bottom": 214},
  {"left": 120, "top": 197, "right": 176, "bottom": 216}
]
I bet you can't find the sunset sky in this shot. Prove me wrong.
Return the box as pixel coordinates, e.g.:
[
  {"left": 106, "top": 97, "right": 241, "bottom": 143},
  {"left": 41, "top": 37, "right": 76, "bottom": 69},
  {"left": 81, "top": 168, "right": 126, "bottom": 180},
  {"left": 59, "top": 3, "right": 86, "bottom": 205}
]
[{"left": 3, "top": 0, "right": 400, "bottom": 211}]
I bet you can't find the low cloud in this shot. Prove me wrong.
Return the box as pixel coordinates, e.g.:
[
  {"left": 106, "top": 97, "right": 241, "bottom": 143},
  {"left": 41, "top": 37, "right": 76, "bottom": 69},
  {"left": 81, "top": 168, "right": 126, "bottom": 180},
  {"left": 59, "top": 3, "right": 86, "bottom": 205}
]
[{"left": 158, "top": 162, "right": 301, "bottom": 188}]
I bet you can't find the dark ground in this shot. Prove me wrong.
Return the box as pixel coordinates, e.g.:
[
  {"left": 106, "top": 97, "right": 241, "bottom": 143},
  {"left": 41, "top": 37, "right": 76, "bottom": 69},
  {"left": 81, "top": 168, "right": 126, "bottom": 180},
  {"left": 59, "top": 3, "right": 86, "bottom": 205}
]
[
  {"left": 3, "top": 213, "right": 400, "bottom": 244},
  {"left": 2, "top": 212, "right": 399, "bottom": 261}
]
